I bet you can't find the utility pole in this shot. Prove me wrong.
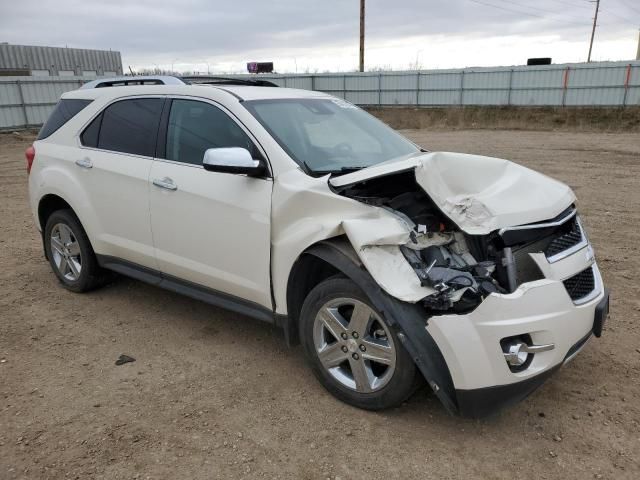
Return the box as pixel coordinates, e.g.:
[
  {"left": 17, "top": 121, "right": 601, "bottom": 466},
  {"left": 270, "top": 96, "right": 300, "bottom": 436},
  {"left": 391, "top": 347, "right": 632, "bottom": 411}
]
[
  {"left": 587, "top": 0, "right": 600, "bottom": 62},
  {"left": 359, "top": 0, "right": 365, "bottom": 72},
  {"left": 636, "top": 29, "right": 640, "bottom": 61}
]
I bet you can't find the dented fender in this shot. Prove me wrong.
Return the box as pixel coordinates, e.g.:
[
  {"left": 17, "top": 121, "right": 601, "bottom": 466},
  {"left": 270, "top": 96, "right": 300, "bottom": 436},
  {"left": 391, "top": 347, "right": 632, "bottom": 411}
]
[{"left": 304, "top": 240, "right": 459, "bottom": 414}]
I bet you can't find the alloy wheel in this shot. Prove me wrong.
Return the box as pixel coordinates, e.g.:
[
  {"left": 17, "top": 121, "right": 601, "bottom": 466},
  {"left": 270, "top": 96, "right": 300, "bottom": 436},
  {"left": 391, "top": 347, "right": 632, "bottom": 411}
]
[
  {"left": 313, "top": 297, "right": 396, "bottom": 393},
  {"left": 50, "top": 223, "right": 82, "bottom": 281}
]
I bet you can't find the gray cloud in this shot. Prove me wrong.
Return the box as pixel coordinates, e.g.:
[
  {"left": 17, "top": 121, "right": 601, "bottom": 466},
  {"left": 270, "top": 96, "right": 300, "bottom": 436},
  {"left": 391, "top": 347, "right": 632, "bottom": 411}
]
[{"left": 1, "top": 0, "right": 636, "bottom": 70}]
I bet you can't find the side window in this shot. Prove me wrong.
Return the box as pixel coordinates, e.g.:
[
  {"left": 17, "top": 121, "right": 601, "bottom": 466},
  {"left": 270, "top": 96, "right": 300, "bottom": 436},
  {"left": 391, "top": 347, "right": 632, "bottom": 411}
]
[
  {"left": 96, "top": 98, "right": 164, "bottom": 156},
  {"left": 37, "top": 99, "right": 92, "bottom": 140},
  {"left": 80, "top": 113, "right": 102, "bottom": 147},
  {"left": 165, "top": 99, "right": 261, "bottom": 166}
]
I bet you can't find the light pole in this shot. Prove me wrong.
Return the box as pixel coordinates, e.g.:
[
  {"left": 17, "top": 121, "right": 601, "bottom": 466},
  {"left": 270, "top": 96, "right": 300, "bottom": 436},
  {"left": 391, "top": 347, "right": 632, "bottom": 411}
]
[
  {"left": 587, "top": 0, "right": 600, "bottom": 62},
  {"left": 359, "top": 0, "right": 365, "bottom": 72}
]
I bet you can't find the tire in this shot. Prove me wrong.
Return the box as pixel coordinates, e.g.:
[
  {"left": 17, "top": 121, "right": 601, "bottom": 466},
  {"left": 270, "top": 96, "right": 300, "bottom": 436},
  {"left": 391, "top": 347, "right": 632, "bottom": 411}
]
[
  {"left": 299, "top": 277, "right": 418, "bottom": 410},
  {"left": 44, "top": 209, "right": 109, "bottom": 293}
]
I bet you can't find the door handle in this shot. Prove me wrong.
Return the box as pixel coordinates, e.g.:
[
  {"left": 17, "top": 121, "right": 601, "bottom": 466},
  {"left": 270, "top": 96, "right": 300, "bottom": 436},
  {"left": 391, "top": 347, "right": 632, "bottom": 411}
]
[
  {"left": 75, "top": 158, "right": 93, "bottom": 169},
  {"left": 152, "top": 177, "right": 178, "bottom": 191}
]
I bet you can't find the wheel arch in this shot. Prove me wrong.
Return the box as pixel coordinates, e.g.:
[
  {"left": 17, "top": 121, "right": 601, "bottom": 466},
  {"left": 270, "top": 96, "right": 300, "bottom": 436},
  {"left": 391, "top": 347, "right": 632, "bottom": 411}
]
[
  {"left": 288, "top": 236, "right": 459, "bottom": 415},
  {"left": 285, "top": 237, "right": 354, "bottom": 345},
  {"left": 38, "top": 193, "right": 74, "bottom": 231},
  {"left": 37, "top": 193, "right": 93, "bottom": 260}
]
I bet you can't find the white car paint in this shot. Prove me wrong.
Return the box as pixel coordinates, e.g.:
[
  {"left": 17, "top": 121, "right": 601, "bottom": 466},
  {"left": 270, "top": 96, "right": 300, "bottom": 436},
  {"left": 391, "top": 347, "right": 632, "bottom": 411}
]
[
  {"left": 28, "top": 82, "right": 606, "bottom": 407},
  {"left": 148, "top": 157, "right": 273, "bottom": 306}
]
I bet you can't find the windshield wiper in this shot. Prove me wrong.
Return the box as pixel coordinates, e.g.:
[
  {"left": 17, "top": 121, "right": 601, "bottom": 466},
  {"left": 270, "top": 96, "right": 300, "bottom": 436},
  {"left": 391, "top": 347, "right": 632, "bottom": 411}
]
[{"left": 312, "top": 166, "right": 367, "bottom": 176}]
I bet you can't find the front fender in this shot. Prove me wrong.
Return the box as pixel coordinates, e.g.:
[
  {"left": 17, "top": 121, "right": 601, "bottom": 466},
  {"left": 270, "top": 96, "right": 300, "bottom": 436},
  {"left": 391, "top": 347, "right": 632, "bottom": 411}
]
[{"left": 305, "top": 239, "right": 459, "bottom": 415}]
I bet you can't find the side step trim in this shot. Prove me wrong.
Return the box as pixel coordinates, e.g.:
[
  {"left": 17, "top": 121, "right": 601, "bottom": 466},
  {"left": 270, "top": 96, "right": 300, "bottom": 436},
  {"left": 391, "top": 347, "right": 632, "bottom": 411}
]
[{"left": 96, "top": 255, "right": 276, "bottom": 325}]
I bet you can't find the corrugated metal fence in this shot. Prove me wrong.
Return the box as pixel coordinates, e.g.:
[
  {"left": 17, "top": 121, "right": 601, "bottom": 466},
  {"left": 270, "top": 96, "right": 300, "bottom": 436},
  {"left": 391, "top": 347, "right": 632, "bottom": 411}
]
[
  {"left": 217, "top": 61, "right": 640, "bottom": 107},
  {"left": 0, "top": 77, "right": 87, "bottom": 130},
  {"left": 1, "top": 61, "right": 639, "bottom": 130}
]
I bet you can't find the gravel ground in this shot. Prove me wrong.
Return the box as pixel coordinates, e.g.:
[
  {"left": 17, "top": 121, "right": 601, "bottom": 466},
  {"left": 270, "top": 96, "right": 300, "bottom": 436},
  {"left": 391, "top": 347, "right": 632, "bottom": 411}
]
[{"left": 1, "top": 129, "right": 639, "bottom": 480}]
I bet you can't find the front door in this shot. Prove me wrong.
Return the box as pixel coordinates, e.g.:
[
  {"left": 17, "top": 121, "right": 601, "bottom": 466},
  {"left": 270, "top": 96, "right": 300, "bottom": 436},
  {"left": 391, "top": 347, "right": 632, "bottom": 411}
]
[{"left": 149, "top": 98, "right": 273, "bottom": 308}]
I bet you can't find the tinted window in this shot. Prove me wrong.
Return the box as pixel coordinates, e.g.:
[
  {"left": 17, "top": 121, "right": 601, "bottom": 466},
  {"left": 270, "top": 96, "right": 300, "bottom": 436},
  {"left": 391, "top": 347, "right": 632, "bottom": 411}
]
[
  {"left": 80, "top": 113, "right": 102, "bottom": 147},
  {"left": 98, "top": 98, "right": 163, "bottom": 156},
  {"left": 165, "top": 99, "right": 261, "bottom": 165},
  {"left": 37, "top": 99, "right": 92, "bottom": 140}
]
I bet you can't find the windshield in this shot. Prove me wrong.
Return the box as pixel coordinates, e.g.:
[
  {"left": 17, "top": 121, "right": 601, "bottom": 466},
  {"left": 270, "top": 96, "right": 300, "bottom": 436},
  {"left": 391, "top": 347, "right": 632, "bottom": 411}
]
[{"left": 243, "top": 98, "right": 420, "bottom": 175}]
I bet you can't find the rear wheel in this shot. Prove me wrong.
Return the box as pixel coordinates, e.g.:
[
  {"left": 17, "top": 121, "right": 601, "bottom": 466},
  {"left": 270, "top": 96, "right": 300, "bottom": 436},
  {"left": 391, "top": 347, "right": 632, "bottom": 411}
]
[
  {"left": 44, "top": 210, "right": 108, "bottom": 292},
  {"left": 300, "top": 277, "right": 418, "bottom": 410}
]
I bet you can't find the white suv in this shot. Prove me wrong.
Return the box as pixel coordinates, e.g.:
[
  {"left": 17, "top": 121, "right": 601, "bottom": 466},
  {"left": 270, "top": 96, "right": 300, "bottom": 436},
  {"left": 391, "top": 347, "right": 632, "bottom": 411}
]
[{"left": 27, "top": 76, "right": 609, "bottom": 417}]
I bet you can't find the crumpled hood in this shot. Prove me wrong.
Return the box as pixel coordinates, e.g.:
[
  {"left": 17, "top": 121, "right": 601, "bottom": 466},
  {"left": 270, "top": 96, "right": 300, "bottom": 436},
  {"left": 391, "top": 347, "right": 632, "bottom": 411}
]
[{"left": 330, "top": 151, "right": 575, "bottom": 235}]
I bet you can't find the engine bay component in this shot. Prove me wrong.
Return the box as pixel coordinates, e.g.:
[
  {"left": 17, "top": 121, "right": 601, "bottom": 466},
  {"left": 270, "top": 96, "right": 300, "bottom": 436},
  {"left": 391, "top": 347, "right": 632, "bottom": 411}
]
[
  {"left": 333, "top": 165, "right": 588, "bottom": 315},
  {"left": 400, "top": 240, "right": 502, "bottom": 313},
  {"left": 501, "top": 247, "right": 517, "bottom": 293}
]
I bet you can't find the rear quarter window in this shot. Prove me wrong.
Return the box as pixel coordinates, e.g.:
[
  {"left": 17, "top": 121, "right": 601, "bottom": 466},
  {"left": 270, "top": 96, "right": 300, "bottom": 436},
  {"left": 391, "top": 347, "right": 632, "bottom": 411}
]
[{"left": 37, "top": 99, "right": 92, "bottom": 140}]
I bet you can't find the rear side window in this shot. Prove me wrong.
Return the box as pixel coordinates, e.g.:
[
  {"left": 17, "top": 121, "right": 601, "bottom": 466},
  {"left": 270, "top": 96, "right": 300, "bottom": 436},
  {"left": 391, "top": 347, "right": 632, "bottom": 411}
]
[
  {"left": 81, "top": 114, "right": 102, "bottom": 147},
  {"left": 37, "top": 99, "right": 92, "bottom": 140},
  {"left": 94, "top": 98, "right": 164, "bottom": 157}
]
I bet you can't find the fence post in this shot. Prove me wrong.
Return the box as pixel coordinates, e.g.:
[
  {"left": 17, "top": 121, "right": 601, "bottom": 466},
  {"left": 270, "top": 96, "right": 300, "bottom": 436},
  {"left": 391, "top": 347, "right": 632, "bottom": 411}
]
[
  {"left": 16, "top": 80, "right": 28, "bottom": 128},
  {"left": 416, "top": 71, "right": 420, "bottom": 106},
  {"left": 343, "top": 74, "right": 347, "bottom": 100},
  {"left": 507, "top": 68, "right": 514, "bottom": 106},
  {"left": 459, "top": 70, "right": 465, "bottom": 106},
  {"left": 622, "top": 63, "right": 632, "bottom": 107},
  {"left": 378, "top": 73, "right": 382, "bottom": 106},
  {"left": 311, "top": 74, "right": 316, "bottom": 92},
  {"left": 561, "top": 67, "right": 570, "bottom": 107}
]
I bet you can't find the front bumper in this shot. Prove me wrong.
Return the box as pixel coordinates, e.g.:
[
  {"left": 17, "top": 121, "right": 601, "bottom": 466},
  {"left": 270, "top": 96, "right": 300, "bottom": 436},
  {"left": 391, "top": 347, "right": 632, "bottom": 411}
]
[
  {"left": 426, "top": 246, "right": 608, "bottom": 417},
  {"left": 454, "top": 302, "right": 605, "bottom": 418}
]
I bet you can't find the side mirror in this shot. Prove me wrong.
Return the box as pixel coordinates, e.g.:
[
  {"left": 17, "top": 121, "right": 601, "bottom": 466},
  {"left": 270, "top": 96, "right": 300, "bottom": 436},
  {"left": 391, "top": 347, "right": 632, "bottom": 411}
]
[{"left": 202, "top": 147, "right": 265, "bottom": 176}]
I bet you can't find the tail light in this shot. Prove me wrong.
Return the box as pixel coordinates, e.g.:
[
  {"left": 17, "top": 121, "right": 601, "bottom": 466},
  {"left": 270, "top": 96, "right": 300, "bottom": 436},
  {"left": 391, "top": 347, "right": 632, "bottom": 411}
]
[{"left": 25, "top": 145, "right": 35, "bottom": 174}]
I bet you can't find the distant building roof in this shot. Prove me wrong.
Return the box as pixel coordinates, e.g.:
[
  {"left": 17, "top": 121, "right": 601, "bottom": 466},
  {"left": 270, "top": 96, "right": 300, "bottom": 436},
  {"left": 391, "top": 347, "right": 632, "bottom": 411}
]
[{"left": 0, "top": 43, "right": 122, "bottom": 76}]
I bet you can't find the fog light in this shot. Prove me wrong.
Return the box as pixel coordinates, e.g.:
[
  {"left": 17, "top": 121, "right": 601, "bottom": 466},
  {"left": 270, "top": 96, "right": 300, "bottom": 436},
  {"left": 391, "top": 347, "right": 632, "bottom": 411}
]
[
  {"left": 504, "top": 342, "right": 529, "bottom": 367},
  {"left": 501, "top": 335, "right": 555, "bottom": 372}
]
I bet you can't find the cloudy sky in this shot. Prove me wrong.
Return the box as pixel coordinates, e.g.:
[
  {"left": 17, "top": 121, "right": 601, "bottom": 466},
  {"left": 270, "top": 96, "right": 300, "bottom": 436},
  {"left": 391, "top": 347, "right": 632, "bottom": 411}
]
[{"left": 1, "top": 0, "right": 638, "bottom": 73}]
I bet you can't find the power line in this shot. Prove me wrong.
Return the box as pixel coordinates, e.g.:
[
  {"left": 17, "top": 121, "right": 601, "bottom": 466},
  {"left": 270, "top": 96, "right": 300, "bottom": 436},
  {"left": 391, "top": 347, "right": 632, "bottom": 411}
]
[
  {"left": 614, "top": 0, "right": 640, "bottom": 17},
  {"left": 547, "top": 0, "right": 592, "bottom": 9},
  {"left": 599, "top": 8, "right": 640, "bottom": 27},
  {"left": 492, "top": 0, "right": 593, "bottom": 22},
  {"left": 466, "top": 0, "right": 591, "bottom": 25}
]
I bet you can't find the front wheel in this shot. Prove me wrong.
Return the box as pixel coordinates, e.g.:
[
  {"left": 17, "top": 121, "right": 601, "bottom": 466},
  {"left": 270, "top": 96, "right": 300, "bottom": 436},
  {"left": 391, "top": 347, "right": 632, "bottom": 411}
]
[{"left": 299, "top": 277, "right": 418, "bottom": 410}]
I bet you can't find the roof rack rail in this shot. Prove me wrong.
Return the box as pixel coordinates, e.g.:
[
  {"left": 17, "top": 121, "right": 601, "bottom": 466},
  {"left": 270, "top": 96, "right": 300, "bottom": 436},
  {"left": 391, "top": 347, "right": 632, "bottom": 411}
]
[
  {"left": 185, "top": 76, "right": 279, "bottom": 87},
  {"left": 79, "top": 75, "right": 187, "bottom": 89}
]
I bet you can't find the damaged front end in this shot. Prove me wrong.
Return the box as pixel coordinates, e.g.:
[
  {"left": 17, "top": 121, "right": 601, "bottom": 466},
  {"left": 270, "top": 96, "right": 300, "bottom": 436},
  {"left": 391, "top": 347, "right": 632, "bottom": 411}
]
[
  {"left": 332, "top": 169, "right": 508, "bottom": 316},
  {"left": 328, "top": 152, "right": 608, "bottom": 417},
  {"left": 330, "top": 152, "right": 579, "bottom": 315}
]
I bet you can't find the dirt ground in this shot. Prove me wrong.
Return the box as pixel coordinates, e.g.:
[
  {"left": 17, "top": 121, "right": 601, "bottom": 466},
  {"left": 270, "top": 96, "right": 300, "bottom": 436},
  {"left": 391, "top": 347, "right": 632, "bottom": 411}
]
[
  {"left": 368, "top": 106, "right": 640, "bottom": 133},
  {"left": 1, "top": 128, "right": 639, "bottom": 480}
]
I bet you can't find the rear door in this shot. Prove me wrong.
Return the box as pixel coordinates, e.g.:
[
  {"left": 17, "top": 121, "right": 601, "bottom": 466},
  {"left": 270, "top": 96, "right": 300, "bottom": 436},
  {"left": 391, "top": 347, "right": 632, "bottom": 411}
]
[
  {"left": 148, "top": 98, "right": 273, "bottom": 308},
  {"left": 78, "top": 96, "right": 164, "bottom": 268}
]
